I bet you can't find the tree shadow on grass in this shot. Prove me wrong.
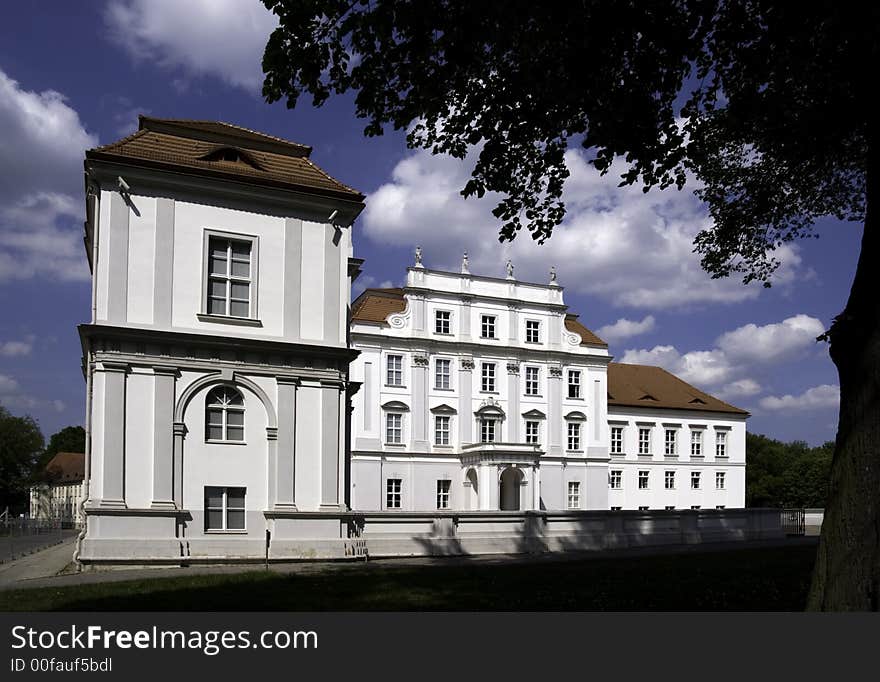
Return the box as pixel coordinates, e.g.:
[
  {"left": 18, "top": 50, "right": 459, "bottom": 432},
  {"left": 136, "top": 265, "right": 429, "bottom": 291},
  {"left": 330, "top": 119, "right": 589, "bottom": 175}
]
[{"left": 0, "top": 543, "right": 817, "bottom": 612}]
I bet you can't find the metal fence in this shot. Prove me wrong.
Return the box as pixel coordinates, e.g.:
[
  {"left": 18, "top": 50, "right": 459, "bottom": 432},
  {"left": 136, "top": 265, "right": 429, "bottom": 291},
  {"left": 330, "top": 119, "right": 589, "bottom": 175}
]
[
  {"left": 0, "top": 514, "right": 70, "bottom": 563},
  {"left": 781, "top": 508, "right": 806, "bottom": 536}
]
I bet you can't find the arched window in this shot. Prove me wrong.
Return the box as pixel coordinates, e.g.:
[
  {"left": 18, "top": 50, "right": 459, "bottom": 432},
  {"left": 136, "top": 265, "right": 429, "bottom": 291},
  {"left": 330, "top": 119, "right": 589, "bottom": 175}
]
[{"left": 205, "top": 386, "right": 244, "bottom": 442}]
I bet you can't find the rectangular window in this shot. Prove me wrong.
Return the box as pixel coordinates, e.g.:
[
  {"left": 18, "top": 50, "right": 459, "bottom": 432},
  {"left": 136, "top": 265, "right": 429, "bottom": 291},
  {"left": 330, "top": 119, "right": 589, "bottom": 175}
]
[
  {"left": 207, "top": 236, "right": 252, "bottom": 318},
  {"left": 386, "top": 479, "right": 402, "bottom": 509},
  {"left": 434, "top": 415, "right": 450, "bottom": 446},
  {"left": 435, "top": 358, "right": 451, "bottom": 389},
  {"left": 568, "top": 422, "right": 582, "bottom": 451},
  {"left": 525, "top": 320, "right": 540, "bottom": 343},
  {"left": 480, "top": 419, "right": 497, "bottom": 443},
  {"left": 716, "top": 471, "right": 726, "bottom": 489},
  {"left": 525, "top": 366, "right": 539, "bottom": 395},
  {"left": 481, "top": 315, "right": 496, "bottom": 339},
  {"left": 609, "top": 470, "right": 622, "bottom": 489},
  {"left": 716, "top": 431, "right": 728, "bottom": 458},
  {"left": 436, "top": 480, "right": 451, "bottom": 509},
  {"left": 638, "top": 427, "right": 651, "bottom": 455},
  {"left": 204, "top": 486, "right": 246, "bottom": 531},
  {"left": 610, "top": 426, "right": 623, "bottom": 454},
  {"left": 435, "top": 310, "right": 451, "bottom": 334},
  {"left": 664, "top": 470, "right": 675, "bottom": 490},
  {"left": 691, "top": 471, "right": 701, "bottom": 489},
  {"left": 386, "top": 413, "right": 402, "bottom": 444},
  {"left": 567, "top": 481, "right": 580, "bottom": 509},
  {"left": 386, "top": 354, "right": 403, "bottom": 386},
  {"left": 525, "top": 420, "right": 540, "bottom": 445},
  {"left": 691, "top": 430, "right": 703, "bottom": 457},
  {"left": 638, "top": 470, "right": 649, "bottom": 489},
  {"left": 665, "top": 429, "right": 677, "bottom": 456},
  {"left": 481, "top": 362, "right": 496, "bottom": 392},
  {"left": 568, "top": 370, "right": 581, "bottom": 399}
]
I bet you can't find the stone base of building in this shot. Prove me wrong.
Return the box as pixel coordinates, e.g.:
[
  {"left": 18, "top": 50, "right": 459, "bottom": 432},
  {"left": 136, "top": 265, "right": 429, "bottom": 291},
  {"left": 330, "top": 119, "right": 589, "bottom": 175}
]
[{"left": 76, "top": 508, "right": 782, "bottom": 565}]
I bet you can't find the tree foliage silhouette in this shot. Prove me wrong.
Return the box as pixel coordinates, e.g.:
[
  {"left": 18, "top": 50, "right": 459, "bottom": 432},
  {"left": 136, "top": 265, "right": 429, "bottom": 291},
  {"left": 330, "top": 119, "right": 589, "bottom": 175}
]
[{"left": 262, "top": 0, "right": 878, "bottom": 610}]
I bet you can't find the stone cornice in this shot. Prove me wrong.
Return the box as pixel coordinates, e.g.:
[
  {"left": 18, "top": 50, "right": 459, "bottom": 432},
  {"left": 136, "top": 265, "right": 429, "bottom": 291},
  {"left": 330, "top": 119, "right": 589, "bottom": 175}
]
[{"left": 351, "top": 332, "right": 610, "bottom": 366}]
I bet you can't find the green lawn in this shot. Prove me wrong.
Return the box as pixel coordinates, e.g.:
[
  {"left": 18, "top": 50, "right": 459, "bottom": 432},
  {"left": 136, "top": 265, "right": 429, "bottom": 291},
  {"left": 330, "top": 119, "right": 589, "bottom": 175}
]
[{"left": 0, "top": 543, "right": 817, "bottom": 611}]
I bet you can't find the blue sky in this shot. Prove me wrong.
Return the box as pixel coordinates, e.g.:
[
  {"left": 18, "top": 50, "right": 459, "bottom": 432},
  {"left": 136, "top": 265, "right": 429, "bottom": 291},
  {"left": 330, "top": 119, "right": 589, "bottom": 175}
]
[{"left": 0, "top": 1, "right": 860, "bottom": 446}]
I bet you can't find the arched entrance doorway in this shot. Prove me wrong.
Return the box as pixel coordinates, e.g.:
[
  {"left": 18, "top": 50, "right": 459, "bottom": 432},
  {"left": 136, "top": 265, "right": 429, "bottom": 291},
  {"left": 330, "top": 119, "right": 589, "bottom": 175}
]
[{"left": 499, "top": 467, "right": 524, "bottom": 511}]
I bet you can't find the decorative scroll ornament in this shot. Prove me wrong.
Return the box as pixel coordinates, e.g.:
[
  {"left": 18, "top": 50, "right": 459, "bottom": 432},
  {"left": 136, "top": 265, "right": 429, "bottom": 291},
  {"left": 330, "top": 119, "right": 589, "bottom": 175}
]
[
  {"left": 412, "top": 354, "right": 429, "bottom": 367},
  {"left": 564, "top": 330, "right": 583, "bottom": 346},
  {"left": 549, "top": 365, "right": 563, "bottom": 378},
  {"left": 506, "top": 362, "right": 520, "bottom": 375},
  {"left": 460, "top": 357, "right": 475, "bottom": 370}
]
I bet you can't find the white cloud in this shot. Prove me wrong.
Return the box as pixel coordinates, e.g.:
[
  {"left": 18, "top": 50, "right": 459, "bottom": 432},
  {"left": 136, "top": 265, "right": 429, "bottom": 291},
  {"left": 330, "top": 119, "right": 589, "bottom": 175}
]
[
  {"left": 620, "top": 345, "right": 732, "bottom": 387},
  {"left": 0, "top": 69, "right": 96, "bottom": 282},
  {"left": 0, "top": 374, "right": 20, "bottom": 393},
  {"left": 620, "top": 315, "right": 827, "bottom": 403},
  {"left": 597, "top": 315, "right": 656, "bottom": 344},
  {"left": 0, "top": 337, "right": 33, "bottom": 357},
  {"left": 0, "top": 70, "right": 97, "bottom": 202},
  {"left": 362, "top": 147, "right": 804, "bottom": 309},
  {"left": 716, "top": 378, "right": 762, "bottom": 400},
  {"left": 105, "top": 0, "right": 277, "bottom": 92},
  {"left": 716, "top": 314, "right": 826, "bottom": 364},
  {"left": 759, "top": 385, "right": 840, "bottom": 412}
]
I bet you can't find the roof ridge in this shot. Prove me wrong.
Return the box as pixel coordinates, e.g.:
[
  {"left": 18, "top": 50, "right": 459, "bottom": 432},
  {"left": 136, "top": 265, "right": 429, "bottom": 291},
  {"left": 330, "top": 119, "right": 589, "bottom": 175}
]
[{"left": 139, "top": 116, "right": 312, "bottom": 151}]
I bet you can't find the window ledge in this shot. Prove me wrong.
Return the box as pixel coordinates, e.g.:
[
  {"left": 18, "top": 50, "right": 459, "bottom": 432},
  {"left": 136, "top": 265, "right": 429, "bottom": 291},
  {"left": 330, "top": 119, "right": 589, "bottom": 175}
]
[
  {"left": 206, "top": 440, "right": 248, "bottom": 446},
  {"left": 197, "top": 313, "right": 263, "bottom": 328},
  {"left": 384, "top": 384, "right": 407, "bottom": 389},
  {"left": 205, "top": 529, "right": 248, "bottom": 534},
  {"left": 384, "top": 443, "right": 406, "bottom": 447},
  {"left": 434, "top": 387, "right": 454, "bottom": 392}
]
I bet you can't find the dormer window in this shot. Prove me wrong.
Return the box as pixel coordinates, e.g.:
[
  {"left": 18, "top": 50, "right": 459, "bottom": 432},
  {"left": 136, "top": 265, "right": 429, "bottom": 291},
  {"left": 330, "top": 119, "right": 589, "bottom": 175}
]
[{"left": 202, "top": 146, "right": 260, "bottom": 169}]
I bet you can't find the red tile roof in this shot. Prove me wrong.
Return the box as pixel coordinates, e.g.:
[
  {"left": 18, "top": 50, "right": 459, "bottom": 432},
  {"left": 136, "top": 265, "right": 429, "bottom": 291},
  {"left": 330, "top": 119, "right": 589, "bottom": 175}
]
[
  {"left": 607, "top": 363, "right": 749, "bottom": 415},
  {"left": 86, "top": 116, "right": 364, "bottom": 202},
  {"left": 43, "top": 452, "right": 85, "bottom": 483}
]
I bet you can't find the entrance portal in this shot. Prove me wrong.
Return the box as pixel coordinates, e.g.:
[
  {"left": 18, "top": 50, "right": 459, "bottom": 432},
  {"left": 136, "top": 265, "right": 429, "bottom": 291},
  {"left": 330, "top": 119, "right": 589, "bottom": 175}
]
[{"left": 499, "top": 467, "right": 524, "bottom": 511}]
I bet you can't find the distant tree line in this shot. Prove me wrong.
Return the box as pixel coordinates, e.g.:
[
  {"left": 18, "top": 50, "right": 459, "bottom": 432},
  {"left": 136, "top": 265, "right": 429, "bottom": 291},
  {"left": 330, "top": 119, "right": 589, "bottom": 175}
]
[
  {"left": 0, "top": 405, "right": 85, "bottom": 515},
  {"left": 746, "top": 432, "right": 833, "bottom": 509}
]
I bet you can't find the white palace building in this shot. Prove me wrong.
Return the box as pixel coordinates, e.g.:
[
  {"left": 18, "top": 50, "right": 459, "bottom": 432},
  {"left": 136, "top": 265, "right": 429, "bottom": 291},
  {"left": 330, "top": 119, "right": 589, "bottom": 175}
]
[
  {"left": 74, "top": 117, "right": 769, "bottom": 565},
  {"left": 349, "top": 259, "right": 747, "bottom": 515}
]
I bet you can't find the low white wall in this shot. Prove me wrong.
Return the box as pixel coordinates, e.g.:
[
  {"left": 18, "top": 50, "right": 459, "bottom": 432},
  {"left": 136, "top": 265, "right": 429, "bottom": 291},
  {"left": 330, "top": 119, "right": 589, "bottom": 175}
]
[{"left": 78, "top": 508, "right": 783, "bottom": 564}]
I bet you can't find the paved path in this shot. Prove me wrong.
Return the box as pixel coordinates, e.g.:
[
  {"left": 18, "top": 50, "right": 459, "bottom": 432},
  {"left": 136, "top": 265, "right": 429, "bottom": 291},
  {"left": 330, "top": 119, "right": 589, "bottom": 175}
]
[
  {"left": 0, "top": 537, "right": 77, "bottom": 589},
  {"left": 0, "top": 535, "right": 817, "bottom": 593}
]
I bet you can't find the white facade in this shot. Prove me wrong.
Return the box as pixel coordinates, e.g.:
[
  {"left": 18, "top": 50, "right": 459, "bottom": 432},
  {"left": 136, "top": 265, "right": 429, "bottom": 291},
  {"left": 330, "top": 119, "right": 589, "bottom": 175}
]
[
  {"left": 30, "top": 481, "right": 87, "bottom": 527},
  {"left": 350, "top": 262, "right": 746, "bottom": 514},
  {"left": 77, "top": 119, "right": 365, "bottom": 563}
]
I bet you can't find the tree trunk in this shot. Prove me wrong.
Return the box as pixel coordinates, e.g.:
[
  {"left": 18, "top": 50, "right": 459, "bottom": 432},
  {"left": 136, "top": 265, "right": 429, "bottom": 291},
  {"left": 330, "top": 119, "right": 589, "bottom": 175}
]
[{"left": 807, "top": 138, "right": 880, "bottom": 610}]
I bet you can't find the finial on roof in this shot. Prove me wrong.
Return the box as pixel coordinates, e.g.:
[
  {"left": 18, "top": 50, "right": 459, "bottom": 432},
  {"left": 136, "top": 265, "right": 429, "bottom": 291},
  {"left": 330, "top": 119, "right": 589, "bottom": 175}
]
[
  {"left": 414, "top": 245, "right": 423, "bottom": 268},
  {"left": 461, "top": 250, "right": 470, "bottom": 274},
  {"left": 549, "top": 266, "right": 558, "bottom": 286},
  {"left": 506, "top": 258, "right": 515, "bottom": 279}
]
